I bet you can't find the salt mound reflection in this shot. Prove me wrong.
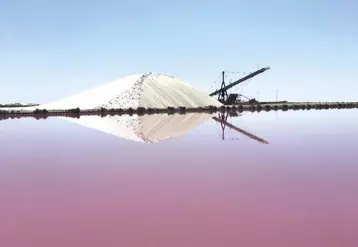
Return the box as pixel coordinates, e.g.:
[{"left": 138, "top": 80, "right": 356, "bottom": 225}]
[{"left": 65, "top": 113, "right": 213, "bottom": 143}]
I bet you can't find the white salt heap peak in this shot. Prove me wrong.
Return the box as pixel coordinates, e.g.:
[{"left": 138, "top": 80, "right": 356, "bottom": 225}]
[
  {"left": 65, "top": 113, "right": 213, "bottom": 143},
  {"left": 40, "top": 72, "right": 222, "bottom": 110}
]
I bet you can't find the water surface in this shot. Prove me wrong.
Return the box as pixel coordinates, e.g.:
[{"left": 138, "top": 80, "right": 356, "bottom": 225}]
[{"left": 1, "top": 110, "right": 358, "bottom": 247}]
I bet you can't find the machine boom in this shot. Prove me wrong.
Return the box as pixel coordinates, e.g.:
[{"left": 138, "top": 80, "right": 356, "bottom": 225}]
[{"left": 209, "top": 67, "right": 270, "bottom": 97}]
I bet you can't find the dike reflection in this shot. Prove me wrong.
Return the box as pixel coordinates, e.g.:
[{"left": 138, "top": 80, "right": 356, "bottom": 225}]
[{"left": 64, "top": 112, "right": 268, "bottom": 144}]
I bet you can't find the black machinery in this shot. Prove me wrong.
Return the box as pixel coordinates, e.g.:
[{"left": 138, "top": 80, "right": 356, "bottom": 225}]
[{"left": 209, "top": 67, "right": 270, "bottom": 105}]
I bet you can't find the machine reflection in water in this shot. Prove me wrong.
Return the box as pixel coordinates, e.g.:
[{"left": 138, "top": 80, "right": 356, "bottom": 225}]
[{"left": 213, "top": 111, "right": 269, "bottom": 144}]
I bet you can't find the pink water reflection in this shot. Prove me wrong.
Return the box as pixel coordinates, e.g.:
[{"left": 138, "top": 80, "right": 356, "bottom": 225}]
[{"left": 0, "top": 111, "right": 358, "bottom": 247}]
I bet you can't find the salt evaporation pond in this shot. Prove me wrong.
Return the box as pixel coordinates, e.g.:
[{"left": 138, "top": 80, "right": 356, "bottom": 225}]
[{"left": 1, "top": 109, "right": 358, "bottom": 247}]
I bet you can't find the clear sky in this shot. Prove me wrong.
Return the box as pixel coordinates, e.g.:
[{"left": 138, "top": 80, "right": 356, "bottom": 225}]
[{"left": 0, "top": 0, "right": 357, "bottom": 104}]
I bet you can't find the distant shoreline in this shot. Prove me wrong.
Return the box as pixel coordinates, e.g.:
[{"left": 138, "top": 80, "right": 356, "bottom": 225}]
[
  {"left": 0, "top": 103, "right": 39, "bottom": 108},
  {"left": 1, "top": 102, "right": 358, "bottom": 120}
]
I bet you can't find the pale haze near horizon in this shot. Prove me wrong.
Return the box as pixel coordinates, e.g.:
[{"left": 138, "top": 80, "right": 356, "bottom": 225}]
[{"left": 0, "top": 0, "right": 357, "bottom": 104}]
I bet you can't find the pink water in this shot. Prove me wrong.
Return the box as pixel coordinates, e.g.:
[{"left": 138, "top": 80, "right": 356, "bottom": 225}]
[{"left": 1, "top": 110, "right": 358, "bottom": 247}]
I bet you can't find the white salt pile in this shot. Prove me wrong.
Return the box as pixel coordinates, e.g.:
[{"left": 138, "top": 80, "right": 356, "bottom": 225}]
[
  {"left": 40, "top": 72, "right": 222, "bottom": 110},
  {"left": 65, "top": 113, "right": 213, "bottom": 143}
]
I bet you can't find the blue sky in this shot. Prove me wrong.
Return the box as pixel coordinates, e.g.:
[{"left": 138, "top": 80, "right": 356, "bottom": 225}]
[{"left": 1, "top": 0, "right": 357, "bottom": 103}]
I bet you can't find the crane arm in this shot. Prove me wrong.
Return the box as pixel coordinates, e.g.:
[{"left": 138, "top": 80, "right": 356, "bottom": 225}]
[{"left": 209, "top": 67, "right": 270, "bottom": 97}]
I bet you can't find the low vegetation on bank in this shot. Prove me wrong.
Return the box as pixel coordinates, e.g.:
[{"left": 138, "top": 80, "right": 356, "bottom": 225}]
[
  {"left": 0, "top": 103, "right": 39, "bottom": 108},
  {"left": 0, "top": 102, "right": 358, "bottom": 120}
]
